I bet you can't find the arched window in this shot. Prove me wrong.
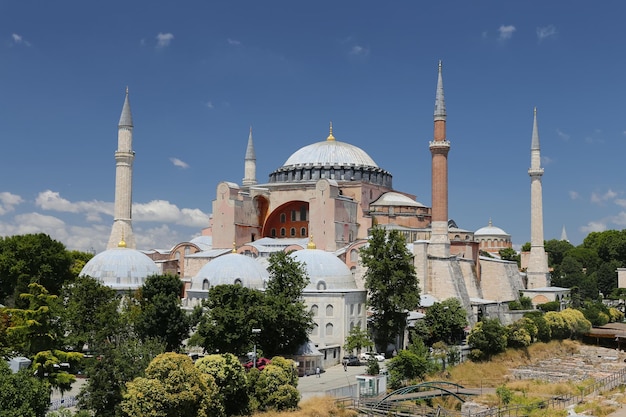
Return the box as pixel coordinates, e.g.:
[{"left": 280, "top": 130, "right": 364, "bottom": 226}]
[
  {"left": 175, "top": 251, "right": 181, "bottom": 260},
  {"left": 350, "top": 321, "right": 355, "bottom": 331},
  {"left": 350, "top": 249, "right": 359, "bottom": 262},
  {"left": 350, "top": 304, "right": 355, "bottom": 315},
  {"left": 317, "top": 281, "right": 327, "bottom": 290},
  {"left": 271, "top": 228, "right": 276, "bottom": 237},
  {"left": 301, "top": 227, "right": 307, "bottom": 237},
  {"left": 184, "top": 246, "right": 190, "bottom": 256},
  {"left": 325, "top": 323, "right": 333, "bottom": 336},
  {"left": 310, "top": 305, "right": 319, "bottom": 316},
  {"left": 326, "top": 304, "right": 334, "bottom": 316},
  {"left": 280, "top": 227, "right": 286, "bottom": 236},
  {"left": 290, "top": 227, "right": 296, "bottom": 236},
  {"left": 234, "top": 278, "right": 242, "bottom": 286},
  {"left": 202, "top": 279, "right": 210, "bottom": 290},
  {"left": 280, "top": 213, "right": 286, "bottom": 223},
  {"left": 312, "top": 324, "right": 319, "bottom": 336}
]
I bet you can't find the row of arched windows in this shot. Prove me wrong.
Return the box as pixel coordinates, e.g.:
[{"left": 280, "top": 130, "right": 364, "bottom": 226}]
[{"left": 270, "top": 227, "right": 308, "bottom": 237}]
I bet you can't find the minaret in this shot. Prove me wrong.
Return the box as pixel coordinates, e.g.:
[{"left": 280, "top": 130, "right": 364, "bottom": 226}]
[
  {"left": 560, "top": 225, "right": 569, "bottom": 242},
  {"left": 526, "top": 108, "right": 549, "bottom": 288},
  {"left": 242, "top": 126, "right": 257, "bottom": 186},
  {"left": 428, "top": 61, "right": 451, "bottom": 257},
  {"left": 107, "top": 87, "right": 136, "bottom": 249}
]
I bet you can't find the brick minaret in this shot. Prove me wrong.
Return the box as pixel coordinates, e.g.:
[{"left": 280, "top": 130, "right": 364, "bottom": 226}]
[
  {"left": 242, "top": 126, "right": 257, "bottom": 186},
  {"left": 428, "top": 61, "right": 451, "bottom": 257},
  {"left": 107, "top": 87, "right": 136, "bottom": 249},
  {"left": 526, "top": 108, "right": 549, "bottom": 288}
]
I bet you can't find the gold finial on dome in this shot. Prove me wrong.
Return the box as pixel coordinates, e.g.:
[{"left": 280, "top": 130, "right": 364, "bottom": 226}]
[
  {"left": 326, "top": 122, "right": 335, "bottom": 141},
  {"left": 232, "top": 241, "right": 237, "bottom": 253},
  {"left": 307, "top": 235, "right": 317, "bottom": 249},
  {"left": 118, "top": 229, "right": 127, "bottom": 248}
]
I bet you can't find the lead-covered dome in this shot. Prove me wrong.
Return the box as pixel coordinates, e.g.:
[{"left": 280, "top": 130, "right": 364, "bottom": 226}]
[
  {"left": 475, "top": 219, "right": 509, "bottom": 237},
  {"left": 290, "top": 249, "right": 357, "bottom": 291},
  {"left": 268, "top": 125, "right": 392, "bottom": 188},
  {"left": 79, "top": 247, "right": 159, "bottom": 290},
  {"left": 191, "top": 253, "right": 268, "bottom": 290}
]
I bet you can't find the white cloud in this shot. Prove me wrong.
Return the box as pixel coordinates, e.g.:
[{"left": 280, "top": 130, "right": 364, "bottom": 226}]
[
  {"left": 541, "top": 155, "right": 553, "bottom": 165},
  {"left": 349, "top": 45, "right": 370, "bottom": 57},
  {"left": 591, "top": 189, "right": 617, "bottom": 205},
  {"left": 569, "top": 191, "right": 580, "bottom": 200},
  {"left": 133, "top": 200, "right": 210, "bottom": 227},
  {"left": 0, "top": 192, "right": 24, "bottom": 215},
  {"left": 11, "top": 33, "right": 31, "bottom": 46},
  {"left": 35, "top": 190, "right": 112, "bottom": 219},
  {"left": 615, "top": 199, "right": 626, "bottom": 209},
  {"left": 498, "top": 25, "right": 516, "bottom": 41},
  {"left": 170, "top": 157, "right": 189, "bottom": 169},
  {"left": 580, "top": 221, "right": 606, "bottom": 234},
  {"left": 205, "top": 101, "right": 214, "bottom": 109},
  {"left": 227, "top": 38, "right": 241, "bottom": 46},
  {"left": 556, "top": 129, "right": 570, "bottom": 141},
  {"left": 156, "top": 32, "right": 174, "bottom": 48},
  {"left": 611, "top": 212, "right": 626, "bottom": 226},
  {"left": 536, "top": 25, "right": 557, "bottom": 42}
]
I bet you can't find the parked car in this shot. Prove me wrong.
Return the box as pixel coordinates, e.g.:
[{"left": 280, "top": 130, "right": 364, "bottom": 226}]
[
  {"left": 359, "top": 352, "right": 385, "bottom": 362},
  {"left": 342, "top": 355, "right": 360, "bottom": 366}
]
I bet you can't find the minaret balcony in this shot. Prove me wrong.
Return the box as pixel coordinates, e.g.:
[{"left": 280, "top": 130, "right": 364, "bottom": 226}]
[
  {"left": 429, "top": 140, "right": 450, "bottom": 149},
  {"left": 528, "top": 168, "right": 544, "bottom": 176}
]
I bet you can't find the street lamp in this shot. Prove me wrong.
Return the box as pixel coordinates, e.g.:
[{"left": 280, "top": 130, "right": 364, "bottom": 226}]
[{"left": 252, "top": 328, "right": 261, "bottom": 368}]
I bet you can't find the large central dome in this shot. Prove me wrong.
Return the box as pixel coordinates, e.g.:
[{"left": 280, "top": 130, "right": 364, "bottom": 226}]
[
  {"left": 268, "top": 125, "right": 392, "bottom": 188},
  {"left": 283, "top": 138, "right": 378, "bottom": 168}
]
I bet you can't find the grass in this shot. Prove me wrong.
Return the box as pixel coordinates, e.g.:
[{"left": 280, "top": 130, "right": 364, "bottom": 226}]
[{"left": 257, "top": 396, "right": 358, "bottom": 417}]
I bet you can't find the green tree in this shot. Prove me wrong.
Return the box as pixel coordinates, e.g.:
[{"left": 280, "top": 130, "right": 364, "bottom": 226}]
[
  {"left": 121, "top": 352, "right": 224, "bottom": 417},
  {"left": 192, "top": 284, "right": 265, "bottom": 356},
  {"left": 259, "top": 251, "right": 313, "bottom": 357},
  {"left": 544, "top": 311, "right": 569, "bottom": 340},
  {"left": 251, "top": 357, "right": 300, "bottom": 412},
  {"left": 387, "top": 349, "right": 429, "bottom": 390},
  {"left": 0, "top": 360, "right": 50, "bottom": 417},
  {"left": 360, "top": 227, "right": 420, "bottom": 352},
  {"left": 467, "top": 318, "right": 507, "bottom": 361},
  {"left": 0, "top": 234, "right": 74, "bottom": 307},
  {"left": 67, "top": 250, "right": 94, "bottom": 278},
  {"left": 506, "top": 319, "right": 534, "bottom": 348},
  {"left": 344, "top": 323, "right": 374, "bottom": 356},
  {"left": 560, "top": 308, "right": 592, "bottom": 338},
  {"left": 78, "top": 337, "right": 165, "bottom": 417},
  {"left": 524, "top": 311, "right": 551, "bottom": 342},
  {"left": 61, "top": 276, "right": 121, "bottom": 352},
  {"left": 195, "top": 353, "right": 249, "bottom": 416},
  {"left": 134, "top": 274, "right": 190, "bottom": 352},
  {"left": 424, "top": 298, "right": 468, "bottom": 345},
  {"left": 498, "top": 248, "right": 520, "bottom": 266},
  {"left": 544, "top": 239, "right": 575, "bottom": 267}
]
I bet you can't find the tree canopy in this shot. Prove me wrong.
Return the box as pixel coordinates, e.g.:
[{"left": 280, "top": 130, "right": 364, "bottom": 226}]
[{"left": 360, "top": 227, "right": 420, "bottom": 352}]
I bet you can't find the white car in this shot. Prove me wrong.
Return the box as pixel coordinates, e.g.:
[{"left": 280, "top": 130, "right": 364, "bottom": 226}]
[{"left": 359, "top": 352, "right": 385, "bottom": 362}]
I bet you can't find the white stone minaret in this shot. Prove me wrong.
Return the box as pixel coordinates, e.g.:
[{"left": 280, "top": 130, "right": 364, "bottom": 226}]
[
  {"left": 242, "top": 126, "right": 257, "bottom": 186},
  {"left": 428, "top": 61, "right": 451, "bottom": 257},
  {"left": 107, "top": 87, "right": 136, "bottom": 249},
  {"left": 526, "top": 108, "right": 549, "bottom": 288}
]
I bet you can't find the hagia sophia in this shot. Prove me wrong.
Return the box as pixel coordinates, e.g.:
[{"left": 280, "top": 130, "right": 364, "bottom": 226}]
[{"left": 80, "top": 62, "right": 563, "bottom": 371}]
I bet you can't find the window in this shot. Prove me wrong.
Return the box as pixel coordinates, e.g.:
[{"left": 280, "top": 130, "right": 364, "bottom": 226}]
[
  {"left": 325, "top": 323, "right": 333, "bottom": 336},
  {"left": 280, "top": 213, "right": 286, "bottom": 223},
  {"left": 310, "top": 305, "right": 319, "bottom": 316},
  {"left": 291, "top": 210, "right": 297, "bottom": 221},
  {"left": 317, "top": 281, "right": 327, "bottom": 290},
  {"left": 280, "top": 227, "right": 286, "bottom": 237},
  {"left": 202, "top": 279, "right": 210, "bottom": 290},
  {"left": 312, "top": 324, "right": 319, "bottom": 336},
  {"left": 184, "top": 246, "right": 190, "bottom": 256},
  {"left": 350, "top": 304, "right": 355, "bottom": 315},
  {"left": 301, "top": 227, "right": 307, "bottom": 237},
  {"left": 350, "top": 249, "right": 359, "bottom": 262},
  {"left": 300, "top": 206, "right": 307, "bottom": 221},
  {"left": 290, "top": 227, "right": 296, "bottom": 237},
  {"left": 234, "top": 278, "right": 242, "bottom": 286},
  {"left": 326, "top": 304, "right": 334, "bottom": 316}
]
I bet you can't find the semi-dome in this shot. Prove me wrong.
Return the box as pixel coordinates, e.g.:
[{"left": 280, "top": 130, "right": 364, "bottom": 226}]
[
  {"left": 290, "top": 249, "right": 357, "bottom": 291},
  {"left": 191, "top": 253, "right": 268, "bottom": 290},
  {"left": 475, "top": 219, "right": 509, "bottom": 237},
  {"left": 80, "top": 247, "right": 159, "bottom": 290},
  {"left": 268, "top": 125, "right": 393, "bottom": 188}
]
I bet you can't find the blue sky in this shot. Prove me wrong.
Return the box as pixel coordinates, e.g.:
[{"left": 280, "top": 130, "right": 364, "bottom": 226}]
[{"left": 1, "top": 1, "right": 626, "bottom": 253}]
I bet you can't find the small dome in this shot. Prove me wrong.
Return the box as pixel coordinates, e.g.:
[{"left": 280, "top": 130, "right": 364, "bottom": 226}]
[
  {"left": 80, "top": 247, "right": 159, "bottom": 290},
  {"left": 475, "top": 219, "right": 509, "bottom": 237},
  {"left": 290, "top": 249, "right": 356, "bottom": 290},
  {"left": 191, "top": 253, "right": 268, "bottom": 290}
]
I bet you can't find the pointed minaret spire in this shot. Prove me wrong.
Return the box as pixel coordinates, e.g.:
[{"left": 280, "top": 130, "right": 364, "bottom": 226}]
[
  {"left": 428, "top": 60, "right": 451, "bottom": 257},
  {"left": 242, "top": 126, "right": 257, "bottom": 186},
  {"left": 434, "top": 60, "right": 446, "bottom": 122},
  {"left": 561, "top": 225, "right": 569, "bottom": 242},
  {"left": 107, "top": 88, "right": 136, "bottom": 249},
  {"left": 527, "top": 107, "right": 549, "bottom": 288}
]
